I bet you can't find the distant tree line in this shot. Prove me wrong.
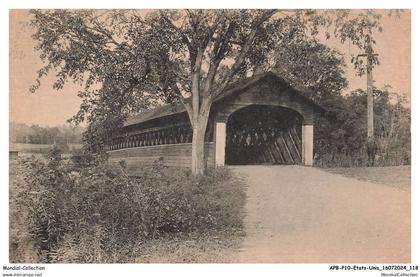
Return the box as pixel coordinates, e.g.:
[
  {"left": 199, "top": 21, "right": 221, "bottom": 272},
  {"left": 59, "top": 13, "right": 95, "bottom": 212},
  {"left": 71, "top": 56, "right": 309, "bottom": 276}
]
[{"left": 10, "top": 123, "right": 84, "bottom": 145}]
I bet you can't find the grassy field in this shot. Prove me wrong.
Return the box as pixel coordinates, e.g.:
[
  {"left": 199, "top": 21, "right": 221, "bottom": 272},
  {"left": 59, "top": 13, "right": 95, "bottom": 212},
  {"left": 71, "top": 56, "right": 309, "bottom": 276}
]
[{"left": 323, "top": 166, "right": 410, "bottom": 191}]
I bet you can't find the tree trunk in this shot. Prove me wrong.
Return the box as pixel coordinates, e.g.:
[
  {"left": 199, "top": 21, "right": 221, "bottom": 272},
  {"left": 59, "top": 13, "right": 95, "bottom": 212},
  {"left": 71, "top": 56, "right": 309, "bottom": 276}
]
[{"left": 191, "top": 103, "right": 211, "bottom": 175}]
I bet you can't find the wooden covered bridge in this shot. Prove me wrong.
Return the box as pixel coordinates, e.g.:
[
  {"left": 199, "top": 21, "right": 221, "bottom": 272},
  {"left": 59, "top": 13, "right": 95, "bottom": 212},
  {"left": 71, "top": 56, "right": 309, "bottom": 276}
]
[{"left": 107, "top": 72, "right": 324, "bottom": 173}]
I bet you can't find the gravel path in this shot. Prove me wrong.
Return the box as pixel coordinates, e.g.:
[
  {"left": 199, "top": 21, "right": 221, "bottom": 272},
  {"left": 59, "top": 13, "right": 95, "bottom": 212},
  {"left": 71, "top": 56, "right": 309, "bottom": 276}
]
[{"left": 230, "top": 166, "right": 410, "bottom": 263}]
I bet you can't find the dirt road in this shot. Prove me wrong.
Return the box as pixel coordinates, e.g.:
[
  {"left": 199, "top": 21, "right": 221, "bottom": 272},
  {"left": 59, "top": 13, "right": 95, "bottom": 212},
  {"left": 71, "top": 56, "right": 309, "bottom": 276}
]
[{"left": 230, "top": 166, "right": 410, "bottom": 263}]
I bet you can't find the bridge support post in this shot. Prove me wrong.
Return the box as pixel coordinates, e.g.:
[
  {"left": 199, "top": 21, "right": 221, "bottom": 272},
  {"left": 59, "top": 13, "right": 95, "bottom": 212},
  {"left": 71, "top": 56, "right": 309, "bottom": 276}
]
[
  {"left": 302, "top": 124, "right": 313, "bottom": 166},
  {"left": 215, "top": 122, "right": 226, "bottom": 166}
]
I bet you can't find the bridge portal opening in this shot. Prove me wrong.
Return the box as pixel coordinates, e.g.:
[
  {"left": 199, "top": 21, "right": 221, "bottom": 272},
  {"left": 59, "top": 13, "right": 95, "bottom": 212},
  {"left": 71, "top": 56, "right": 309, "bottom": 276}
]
[{"left": 225, "top": 105, "right": 303, "bottom": 165}]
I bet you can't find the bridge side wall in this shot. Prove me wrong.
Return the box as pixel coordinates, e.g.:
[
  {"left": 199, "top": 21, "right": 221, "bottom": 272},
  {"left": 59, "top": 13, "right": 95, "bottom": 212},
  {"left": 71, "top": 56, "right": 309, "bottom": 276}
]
[{"left": 107, "top": 142, "right": 215, "bottom": 174}]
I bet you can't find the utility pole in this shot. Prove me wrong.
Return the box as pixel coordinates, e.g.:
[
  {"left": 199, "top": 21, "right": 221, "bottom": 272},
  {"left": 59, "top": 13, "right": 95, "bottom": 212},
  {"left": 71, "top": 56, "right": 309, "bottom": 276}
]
[
  {"left": 357, "top": 50, "right": 378, "bottom": 166},
  {"left": 357, "top": 52, "right": 378, "bottom": 142},
  {"left": 366, "top": 55, "right": 374, "bottom": 140}
]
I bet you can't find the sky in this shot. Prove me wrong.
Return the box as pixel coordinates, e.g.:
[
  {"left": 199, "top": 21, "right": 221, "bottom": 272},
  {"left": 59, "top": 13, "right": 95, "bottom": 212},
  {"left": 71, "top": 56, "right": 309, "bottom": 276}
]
[{"left": 9, "top": 9, "right": 411, "bottom": 127}]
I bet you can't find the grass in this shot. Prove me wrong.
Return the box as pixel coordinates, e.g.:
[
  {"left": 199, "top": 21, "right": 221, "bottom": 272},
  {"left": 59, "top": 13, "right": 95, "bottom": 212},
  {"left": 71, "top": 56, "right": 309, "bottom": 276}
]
[
  {"left": 132, "top": 229, "right": 245, "bottom": 263},
  {"left": 323, "top": 165, "right": 410, "bottom": 191}
]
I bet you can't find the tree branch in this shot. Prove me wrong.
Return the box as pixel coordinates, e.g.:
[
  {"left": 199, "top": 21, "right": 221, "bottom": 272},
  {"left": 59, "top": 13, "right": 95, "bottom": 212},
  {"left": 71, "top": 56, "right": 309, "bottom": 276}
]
[
  {"left": 212, "top": 9, "right": 278, "bottom": 99},
  {"left": 160, "top": 11, "right": 192, "bottom": 47},
  {"left": 159, "top": 11, "right": 198, "bottom": 69},
  {"left": 170, "top": 82, "right": 194, "bottom": 124},
  {"left": 204, "top": 19, "right": 234, "bottom": 95},
  {"left": 191, "top": 47, "right": 204, "bottom": 121},
  {"left": 84, "top": 25, "right": 121, "bottom": 47}
]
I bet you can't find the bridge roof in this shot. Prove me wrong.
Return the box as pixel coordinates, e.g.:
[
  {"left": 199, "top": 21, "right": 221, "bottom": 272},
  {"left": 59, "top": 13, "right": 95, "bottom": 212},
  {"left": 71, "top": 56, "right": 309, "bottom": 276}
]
[{"left": 124, "top": 72, "right": 324, "bottom": 127}]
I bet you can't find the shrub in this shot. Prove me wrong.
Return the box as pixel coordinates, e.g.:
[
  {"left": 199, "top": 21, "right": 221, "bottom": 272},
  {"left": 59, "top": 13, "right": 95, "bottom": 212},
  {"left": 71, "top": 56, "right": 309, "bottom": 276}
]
[
  {"left": 10, "top": 149, "right": 246, "bottom": 263},
  {"left": 9, "top": 158, "right": 39, "bottom": 263},
  {"left": 314, "top": 88, "right": 411, "bottom": 167}
]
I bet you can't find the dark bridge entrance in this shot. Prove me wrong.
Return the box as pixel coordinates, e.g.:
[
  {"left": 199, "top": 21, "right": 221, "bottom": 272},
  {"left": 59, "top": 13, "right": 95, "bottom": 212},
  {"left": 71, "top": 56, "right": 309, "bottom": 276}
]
[{"left": 225, "top": 105, "right": 303, "bottom": 165}]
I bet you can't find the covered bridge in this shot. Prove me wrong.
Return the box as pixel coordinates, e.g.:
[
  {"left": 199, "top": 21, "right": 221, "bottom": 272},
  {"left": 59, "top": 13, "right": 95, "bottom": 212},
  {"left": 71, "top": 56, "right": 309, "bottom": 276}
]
[{"left": 107, "top": 72, "right": 324, "bottom": 173}]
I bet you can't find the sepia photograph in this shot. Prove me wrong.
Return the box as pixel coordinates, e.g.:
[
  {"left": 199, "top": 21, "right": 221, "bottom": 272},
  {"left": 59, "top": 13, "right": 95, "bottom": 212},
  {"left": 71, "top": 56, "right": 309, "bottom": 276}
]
[{"left": 3, "top": 3, "right": 417, "bottom": 275}]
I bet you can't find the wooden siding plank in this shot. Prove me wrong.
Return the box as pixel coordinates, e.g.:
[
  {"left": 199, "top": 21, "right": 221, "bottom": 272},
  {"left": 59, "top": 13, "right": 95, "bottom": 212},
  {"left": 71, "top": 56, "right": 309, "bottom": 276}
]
[{"left": 107, "top": 143, "right": 215, "bottom": 172}]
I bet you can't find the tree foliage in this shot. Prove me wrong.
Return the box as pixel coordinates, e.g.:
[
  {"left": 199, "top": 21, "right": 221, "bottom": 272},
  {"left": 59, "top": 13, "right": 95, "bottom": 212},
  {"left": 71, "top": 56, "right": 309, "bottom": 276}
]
[
  {"left": 314, "top": 87, "right": 410, "bottom": 167},
  {"left": 302, "top": 9, "right": 393, "bottom": 74}
]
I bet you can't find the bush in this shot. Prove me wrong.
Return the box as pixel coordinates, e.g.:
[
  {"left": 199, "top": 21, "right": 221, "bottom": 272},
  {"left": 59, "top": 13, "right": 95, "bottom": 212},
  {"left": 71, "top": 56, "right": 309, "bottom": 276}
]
[
  {"left": 10, "top": 148, "right": 245, "bottom": 263},
  {"left": 314, "top": 88, "right": 411, "bottom": 167},
  {"left": 9, "top": 158, "right": 39, "bottom": 263}
]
